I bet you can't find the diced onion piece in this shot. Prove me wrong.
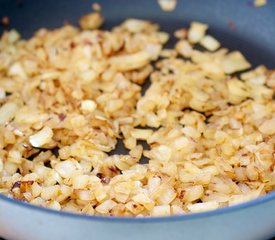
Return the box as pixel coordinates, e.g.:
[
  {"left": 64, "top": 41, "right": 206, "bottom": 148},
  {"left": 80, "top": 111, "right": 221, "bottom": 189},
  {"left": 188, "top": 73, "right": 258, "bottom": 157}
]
[
  {"left": 157, "top": 32, "right": 170, "bottom": 44},
  {"left": 129, "top": 145, "right": 143, "bottom": 160},
  {"left": 0, "top": 102, "right": 18, "bottom": 124},
  {"left": 130, "top": 128, "right": 153, "bottom": 140},
  {"left": 182, "top": 126, "right": 201, "bottom": 139},
  {"left": 183, "top": 185, "right": 204, "bottom": 202},
  {"left": 79, "top": 12, "right": 104, "bottom": 30},
  {"left": 240, "top": 65, "right": 267, "bottom": 81},
  {"left": 174, "top": 28, "right": 187, "bottom": 39},
  {"left": 123, "top": 19, "right": 149, "bottom": 33},
  {"left": 187, "top": 201, "right": 219, "bottom": 213},
  {"left": 92, "top": 3, "right": 101, "bottom": 12},
  {"left": 133, "top": 193, "right": 155, "bottom": 210},
  {"left": 95, "top": 199, "right": 117, "bottom": 214},
  {"left": 157, "top": 185, "right": 176, "bottom": 204},
  {"left": 31, "top": 182, "right": 42, "bottom": 198},
  {"left": 29, "top": 126, "right": 53, "bottom": 148},
  {"left": 0, "top": 88, "right": 5, "bottom": 100},
  {"left": 8, "top": 29, "right": 21, "bottom": 43},
  {"left": 254, "top": 0, "right": 267, "bottom": 7},
  {"left": 110, "top": 51, "right": 151, "bottom": 71},
  {"left": 106, "top": 99, "right": 124, "bottom": 113},
  {"left": 74, "top": 190, "right": 95, "bottom": 201},
  {"left": 200, "top": 35, "right": 220, "bottom": 51},
  {"left": 266, "top": 71, "right": 275, "bottom": 89},
  {"left": 0, "top": 158, "right": 3, "bottom": 172},
  {"left": 158, "top": 0, "right": 177, "bottom": 12},
  {"left": 222, "top": 51, "right": 251, "bottom": 74},
  {"left": 258, "top": 117, "right": 275, "bottom": 135},
  {"left": 81, "top": 100, "right": 97, "bottom": 114},
  {"left": 54, "top": 160, "right": 77, "bottom": 179},
  {"left": 47, "top": 201, "right": 61, "bottom": 211},
  {"left": 171, "top": 205, "right": 185, "bottom": 215},
  {"left": 8, "top": 62, "right": 27, "bottom": 79},
  {"left": 188, "top": 22, "right": 208, "bottom": 44},
  {"left": 199, "top": 62, "right": 224, "bottom": 78},
  {"left": 144, "top": 43, "right": 162, "bottom": 60},
  {"left": 248, "top": 83, "right": 273, "bottom": 101},
  {"left": 175, "top": 40, "right": 193, "bottom": 58},
  {"left": 151, "top": 205, "right": 171, "bottom": 216},
  {"left": 41, "top": 186, "right": 59, "bottom": 201},
  {"left": 150, "top": 145, "right": 172, "bottom": 162},
  {"left": 227, "top": 79, "right": 250, "bottom": 104},
  {"left": 171, "top": 136, "right": 190, "bottom": 150},
  {"left": 72, "top": 175, "right": 90, "bottom": 189}
]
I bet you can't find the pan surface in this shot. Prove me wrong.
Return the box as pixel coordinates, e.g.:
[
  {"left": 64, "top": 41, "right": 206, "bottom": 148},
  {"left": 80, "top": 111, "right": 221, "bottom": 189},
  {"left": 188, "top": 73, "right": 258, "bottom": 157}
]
[{"left": 0, "top": 0, "right": 275, "bottom": 240}]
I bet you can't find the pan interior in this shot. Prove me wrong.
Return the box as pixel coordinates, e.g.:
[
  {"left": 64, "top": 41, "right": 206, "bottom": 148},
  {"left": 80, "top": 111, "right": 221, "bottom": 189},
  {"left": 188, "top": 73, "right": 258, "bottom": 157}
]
[{"left": 0, "top": 0, "right": 274, "bottom": 217}]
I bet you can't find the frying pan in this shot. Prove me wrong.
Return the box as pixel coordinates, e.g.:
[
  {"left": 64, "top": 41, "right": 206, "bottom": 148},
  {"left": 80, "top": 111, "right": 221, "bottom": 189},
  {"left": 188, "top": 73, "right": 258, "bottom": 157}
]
[{"left": 0, "top": 0, "right": 275, "bottom": 240}]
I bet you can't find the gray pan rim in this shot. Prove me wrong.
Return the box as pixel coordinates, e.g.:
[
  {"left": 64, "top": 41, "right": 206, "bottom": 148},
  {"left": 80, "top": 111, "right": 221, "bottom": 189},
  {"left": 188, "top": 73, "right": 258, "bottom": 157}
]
[{"left": 0, "top": 191, "right": 275, "bottom": 223}]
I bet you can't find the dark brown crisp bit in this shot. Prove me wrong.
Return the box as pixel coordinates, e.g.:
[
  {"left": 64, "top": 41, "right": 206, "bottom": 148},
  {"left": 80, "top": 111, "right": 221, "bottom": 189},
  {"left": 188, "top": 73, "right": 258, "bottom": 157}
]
[
  {"left": 70, "top": 42, "right": 76, "bottom": 49},
  {"left": 96, "top": 173, "right": 110, "bottom": 184},
  {"left": 101, "top": 177, "right": 110, "bottom": 184},
  {"left": 1, "top": 16, "right": 9, "bottom": 26},
  {"left": 270, "top": 162, "right": 275, "bottom": 171},
  {"left": 20, "top": 180, "right": 35, "bottom": 192},
  {"left": 22, "top": 143, "right": 32, "bottom": 151},
  {"left": 96, "top": 173, "right": 103, "bottom": 178},
  {"left": 25, "top": 180, "right": 34, "bottom": 185},
  {"left": 11, "top": 180, "right": 34, "bottom": 192},
  {"left": 178, "top": 190, "right": 185, "bottom": 200},
  {"left": 108, "top": 166, "right": 119, "bottom": 173},
  {"left": 58, "top": 113, "right": 66, "bottom": 121},
  {"left": 11, "top": 181, "right": 21, "bottom": 190}
]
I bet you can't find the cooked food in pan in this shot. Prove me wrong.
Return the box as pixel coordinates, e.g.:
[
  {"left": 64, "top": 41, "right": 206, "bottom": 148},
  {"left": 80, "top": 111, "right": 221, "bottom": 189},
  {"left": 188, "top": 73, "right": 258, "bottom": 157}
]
[{"left": 0, "top": 10, "right": 274, "bottom": 217}]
